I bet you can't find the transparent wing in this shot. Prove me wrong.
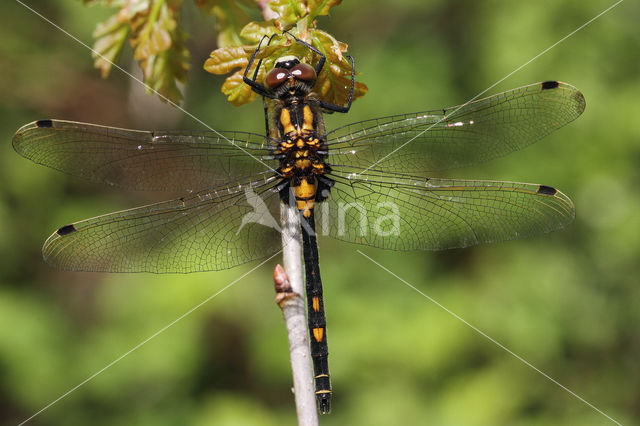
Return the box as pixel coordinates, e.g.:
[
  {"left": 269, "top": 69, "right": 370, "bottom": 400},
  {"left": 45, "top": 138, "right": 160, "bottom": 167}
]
[
  {"left": 318, "top": 168, "right": 575, "bottom": 250},
  {"left": 326, "top": 81, "right": 585, "bottom": 173},
  {"left": 13, "top": 119, "right": 276, "bottom": 192},
  {"left": 42, "top": 179, "right": 283, "bottom": 273}
]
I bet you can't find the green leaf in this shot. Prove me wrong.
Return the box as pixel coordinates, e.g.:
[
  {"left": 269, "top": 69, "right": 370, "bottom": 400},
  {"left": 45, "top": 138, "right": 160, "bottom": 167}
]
[
  {"left": 239, "top": 21, "right": 279, "bottom": 44},
  {"left": 310, "top": 29, "right": 367, "bottom": 106},
  {"left": 221, "top": 69, "right": 259, "bottom": 106},
  {"left": 128, "top": 0, "right": 190, "bottom": 103},
  {"left": 203, "top": 46, "right": 252, "bottom": 75},
  {"left": 204, "top": 45, "right": 271, "bottom": 105},
  {"left": 91, "top": 12, "right": 130, "bottom": 78},
  {"left": 267, "top": 0, "right": 306, "bottom": 29},
  {"left": 144, "top": 30, "right": 190, "bottom": 102}
]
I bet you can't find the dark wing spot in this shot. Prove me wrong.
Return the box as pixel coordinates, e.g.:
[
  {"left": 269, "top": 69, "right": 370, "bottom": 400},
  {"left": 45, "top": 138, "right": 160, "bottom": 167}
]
[
  {"left": 36, "top": 119, "right": 53, "bottom": 128},
  {"left": 537, "top": 185, "right": 557, "bottom": 196},
  {"left": 541, "top": 81, "right": 559, "bottom": 90},
  {"left": 57, "top": 224, "right": 77, "bottom": 236},
  {"left": 574, "top": 90, "right": 587, "bottom": 114}
]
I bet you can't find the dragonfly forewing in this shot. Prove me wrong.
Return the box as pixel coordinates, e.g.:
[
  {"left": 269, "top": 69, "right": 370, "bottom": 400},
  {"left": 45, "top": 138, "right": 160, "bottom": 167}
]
[
  {"left": 13, "top": 119, "right": 277, "bottom": 193},
  {"left": 326, "top": 81, "right": 585, "bottom": 174}
]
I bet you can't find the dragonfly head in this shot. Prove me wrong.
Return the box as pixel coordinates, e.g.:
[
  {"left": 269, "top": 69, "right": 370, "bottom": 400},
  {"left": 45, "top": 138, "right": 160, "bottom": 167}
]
[{"left": 265, "top": 56, "right": 317, "bottom": 96}]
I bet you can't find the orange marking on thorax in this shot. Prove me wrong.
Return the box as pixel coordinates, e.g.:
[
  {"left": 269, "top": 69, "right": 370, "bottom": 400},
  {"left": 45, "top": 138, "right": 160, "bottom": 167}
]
[
  {"left": 295, "top": 159, "right": 312, "bottom": 169},
  {"left": 294, "top": 150, "right": 311, "bottom": 170},
  {"left": 280, "top": 165, "right": 294, "bottom": 177},
  {"left": 280, "top": 108, "right": 295, "bottom": 135},
  {"left": 302, "top": 105, "right": 314, "bottom": 131},
  {"left": 281, "top": 141, "right": 295, "bottom": 151}
]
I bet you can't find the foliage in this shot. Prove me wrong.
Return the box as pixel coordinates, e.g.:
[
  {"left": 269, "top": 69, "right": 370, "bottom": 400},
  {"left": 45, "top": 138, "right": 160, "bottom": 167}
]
[
  {"left": 86, "top": 0, "right": 367, "bottom": 105},
  {"left": 88, "top": 0, "right": 190, "bottom": 103}
]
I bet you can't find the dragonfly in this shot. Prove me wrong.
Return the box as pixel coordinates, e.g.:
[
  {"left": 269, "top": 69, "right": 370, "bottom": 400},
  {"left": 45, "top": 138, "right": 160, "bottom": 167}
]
[{"left": 13, "top": 33, "right": 585, "bottom": 414}]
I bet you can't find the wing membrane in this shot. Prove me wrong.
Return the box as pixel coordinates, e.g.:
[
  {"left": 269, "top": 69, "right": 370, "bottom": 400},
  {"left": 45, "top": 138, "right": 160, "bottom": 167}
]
[
  {"left": 327, "top": 81, "right": 585, "bottom": 173},
  {"left": 13, "top": 120, "right": 276, "bottom": 192},
  {"left": 319, "top": 170, "right": 575, "bottom": 250},
  {"left": 42, "top": 180, "right": 283, "bottom": 273}
]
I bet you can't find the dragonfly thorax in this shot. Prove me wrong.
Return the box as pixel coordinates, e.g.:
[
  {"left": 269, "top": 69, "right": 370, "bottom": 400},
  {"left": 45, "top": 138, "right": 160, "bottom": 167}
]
[{"left": 275, "top": 101, "right": 332, "bottom": 218}]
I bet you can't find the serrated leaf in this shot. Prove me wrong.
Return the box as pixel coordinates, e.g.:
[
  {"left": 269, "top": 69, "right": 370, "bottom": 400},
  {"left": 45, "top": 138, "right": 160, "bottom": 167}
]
[
  {"left": 130, "top": 3, "right": 176, "bottom": 61},
  {"left": 126, "top": 1, "right": 189, "bottom": 103},
  {"left": 205, "top": 44, "right": 273, "bottom": 106},
  {"left": 143, "top": 26, "right": 190, "bottom": 103},
  {"left": 308, "top": 29, "right": 367, "bottom": 106},
  {"left": 239, "top": 21, "right": 279, "bottom": 44},
  {"left": 204, "top": 46, "right": 252, "bottom": 74},
  {"left": 222, "top": 70, "right": 259, "bottom": 106},
  {"left": 317, "top": 62, "right": 367, "bottom": 106},
  {"left": 91, "top": 12, "right": 130, "bottom": 78},
  {"left": 119, "top": 0, "right": 151, "bottom": 20},
  {"left": 267, "top": 0, "right": 306, "bottom": 29}
]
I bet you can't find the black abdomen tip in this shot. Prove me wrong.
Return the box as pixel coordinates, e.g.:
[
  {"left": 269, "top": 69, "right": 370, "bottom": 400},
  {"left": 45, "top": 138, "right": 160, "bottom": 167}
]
[
  {"left": 537, "top": 185, "right": 557, "bottom": 196},
  {"left": 541, "top": 81, "right": 560, "bottom": 90},
  {"left": 317, "top": 395, "right": 331, "bottom": 414},
  {"left": 36, "top": 119, "right": 53, "bottom": 128},
  {"left": 57, "top": 224, "right": 77, "bottom": 236}
]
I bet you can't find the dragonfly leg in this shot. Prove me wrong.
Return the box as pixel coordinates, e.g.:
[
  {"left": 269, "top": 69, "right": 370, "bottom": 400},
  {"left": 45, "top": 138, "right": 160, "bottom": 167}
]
[{"left": 243, "top": 34, "right": 280, "bottom": 98}]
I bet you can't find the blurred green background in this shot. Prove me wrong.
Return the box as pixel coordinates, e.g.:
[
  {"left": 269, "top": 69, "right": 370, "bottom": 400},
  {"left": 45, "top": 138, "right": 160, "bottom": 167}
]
[{"left": 1, "top": 0, "right": 638, "bottom": 425}]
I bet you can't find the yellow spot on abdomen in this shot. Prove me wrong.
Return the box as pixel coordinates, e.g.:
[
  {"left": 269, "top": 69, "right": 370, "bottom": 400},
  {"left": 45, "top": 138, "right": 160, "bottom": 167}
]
[
  {"left": 312, "top": 296, "right": 320, "bottom": 312},
  {"left": 295, "top": 178, "right": 316, "bottom": 198},
  {"left": 313, "top": 327, "right": 324, "bottom": 342},
  {"left": 295, "top": 178, "right": 316, "bottom": 216}
]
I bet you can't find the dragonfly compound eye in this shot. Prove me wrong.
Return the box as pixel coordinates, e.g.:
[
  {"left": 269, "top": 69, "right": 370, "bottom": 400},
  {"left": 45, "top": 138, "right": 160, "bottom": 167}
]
[
  {"left": 265, "top": 68, "right": 290, "bottom": 89},
  {"left": 290, "top": 63, "right": 316, "bottom": 82}
]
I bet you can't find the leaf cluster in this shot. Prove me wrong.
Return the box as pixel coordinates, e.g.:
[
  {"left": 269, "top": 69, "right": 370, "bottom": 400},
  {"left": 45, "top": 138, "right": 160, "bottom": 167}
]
[
  {"left": 88, "top": 0, "right": 190, "bottom": 103},
  {"left": 86, "top": 0, "right": 367, "bottom": 106}
]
